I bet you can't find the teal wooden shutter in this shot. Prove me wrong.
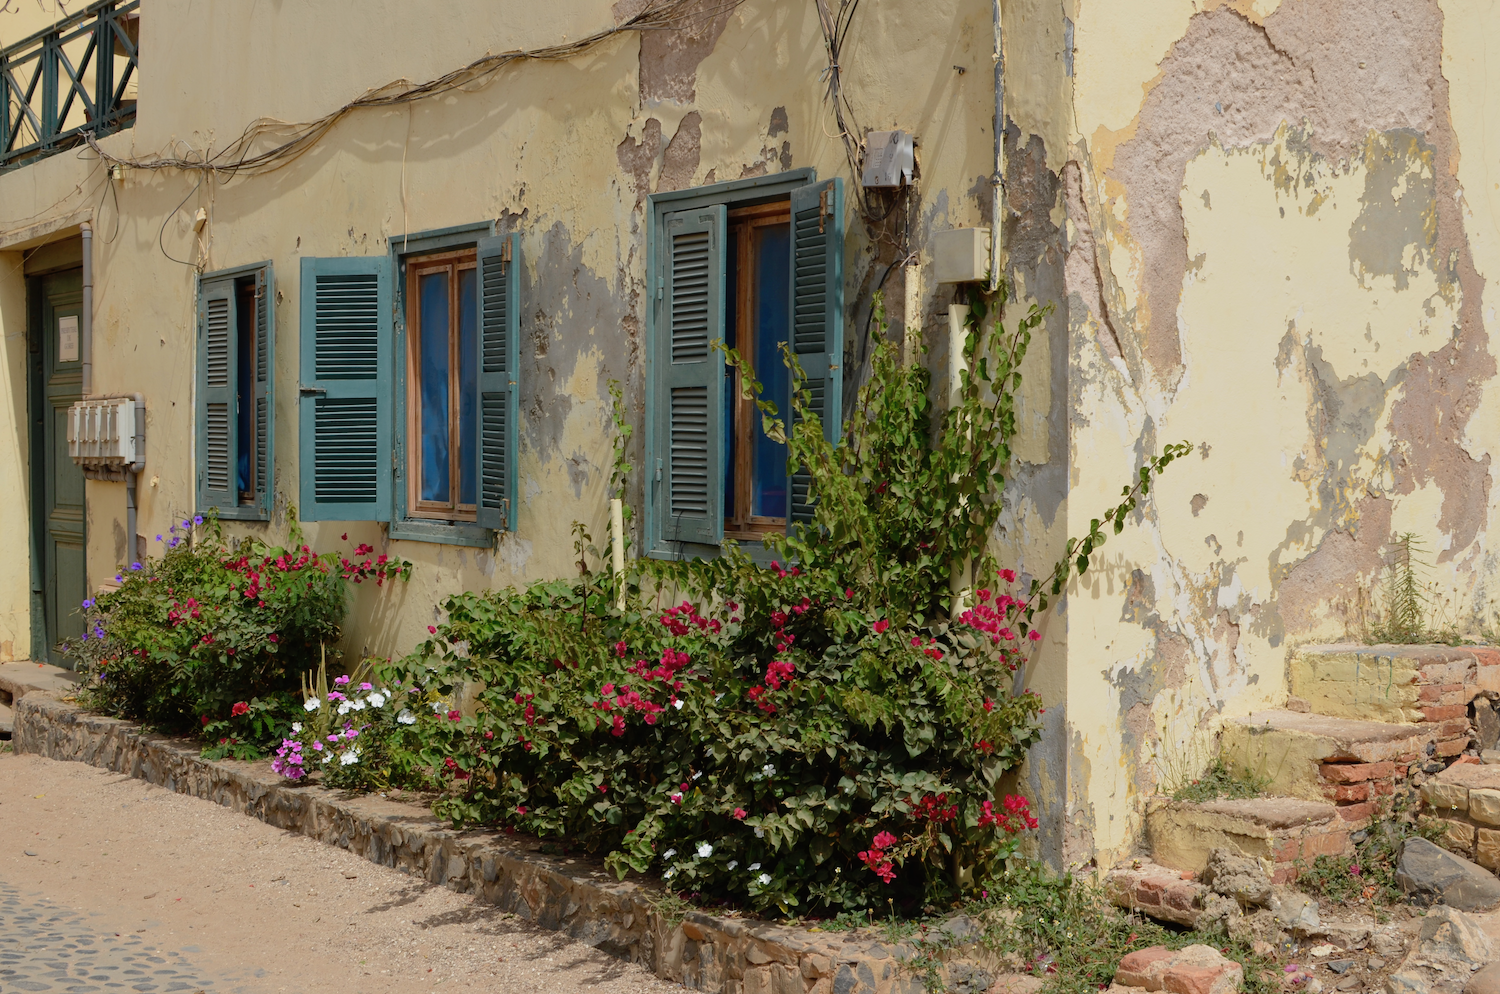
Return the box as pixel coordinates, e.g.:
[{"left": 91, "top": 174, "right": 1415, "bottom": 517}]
[
  {"left": 196, "top": 276, "right": 238, "bottom": 512},
  {"left": 787, "top": 177, "right": 845, "bottom": 525},
  {"left": 654, "top": 205, "right": 727, "bottom": 547},
  {"left": 475, "top": 232, "right": 519, "bottom": 532},
  {"left": 251, "top": 265, "right": 275, "bottom": 520},
  {"left": 297, "top": 256, "right": 392, "bottom": 522}
]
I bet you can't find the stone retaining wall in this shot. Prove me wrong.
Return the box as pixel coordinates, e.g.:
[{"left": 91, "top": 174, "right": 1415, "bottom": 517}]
[{"left": 13, "top": 695, "right": 1005, "bottom": 994}]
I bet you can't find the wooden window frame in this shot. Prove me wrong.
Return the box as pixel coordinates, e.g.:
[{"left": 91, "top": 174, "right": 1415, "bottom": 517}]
[
  {"left": 403, "top": 248, "right": 477, "bottom": 522},
  {"left": 724, "top": 200, "right": 791, "bottom": 542}
]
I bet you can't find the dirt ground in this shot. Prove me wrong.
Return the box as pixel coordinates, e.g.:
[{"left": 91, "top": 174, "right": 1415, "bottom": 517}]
[{"left": 0, "top": 750, "right": 679, "bottom": 994}]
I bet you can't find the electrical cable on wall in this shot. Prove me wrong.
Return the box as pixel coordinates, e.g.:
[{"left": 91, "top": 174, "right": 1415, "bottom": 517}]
[{"left": 82, "top": 0, "right": 743, "bottom": 181}]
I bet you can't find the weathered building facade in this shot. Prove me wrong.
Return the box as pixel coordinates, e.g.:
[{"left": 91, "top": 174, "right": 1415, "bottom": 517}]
[{"left": 1, "top": 0, "right": 1497, "bottom": 874}]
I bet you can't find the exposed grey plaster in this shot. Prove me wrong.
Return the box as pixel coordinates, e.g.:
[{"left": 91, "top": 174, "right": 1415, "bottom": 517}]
[{"left": 1348, "top": 131, "right": 1436, "bottom": 292}]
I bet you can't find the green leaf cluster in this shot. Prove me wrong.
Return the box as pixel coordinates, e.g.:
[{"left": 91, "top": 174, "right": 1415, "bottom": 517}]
[{"left": 67, "top": 511, "right": 412, "bottom": 755}]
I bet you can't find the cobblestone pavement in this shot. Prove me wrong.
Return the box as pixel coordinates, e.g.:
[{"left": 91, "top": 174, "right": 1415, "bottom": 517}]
[
  {"left": 0, "top": 752, "right": 676, "bottom": 994},
  {"left": 0, "top": 881, "right": 258, "bottom": 993}
]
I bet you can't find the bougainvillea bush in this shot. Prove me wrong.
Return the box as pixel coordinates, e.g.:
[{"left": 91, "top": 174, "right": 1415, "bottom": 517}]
[
  {"left": 386, "top": 289, "right": 1189, "bottom": 915},
  {"left": 67, "top": 514, "right": 411, "bottom": 757}
]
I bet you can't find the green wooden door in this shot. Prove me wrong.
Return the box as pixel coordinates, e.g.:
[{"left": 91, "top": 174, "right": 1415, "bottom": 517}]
[{"left": 29, "top": 270, "right": 86, "bottom": 666}]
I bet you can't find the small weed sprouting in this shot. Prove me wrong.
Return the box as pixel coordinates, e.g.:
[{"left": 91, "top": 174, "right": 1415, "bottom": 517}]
[
  {"left": 1297, "top": 796, "right": 1444, "bottom": 906},
  {"left": 1171, "top": 757, "right": 1270, "bottom": 804},
  {"left": 1360, "top": 533, "right": 1467, "bottom": 646}
]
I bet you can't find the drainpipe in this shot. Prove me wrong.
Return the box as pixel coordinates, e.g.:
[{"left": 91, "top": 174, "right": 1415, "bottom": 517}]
[
  {"left": 126, "top": 392, "right": 145, "bottom": 566},
  {"left": 989, "top": 0, "right": 1004, "bottom": 294},
  {"left": 80, "top": 220, "right": 93, "bottom": 396}
]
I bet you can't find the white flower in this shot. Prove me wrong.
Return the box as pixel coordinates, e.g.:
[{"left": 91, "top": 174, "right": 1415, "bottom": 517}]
[
  {"left": 727, "top": 860, "right": 738, "bottom": 870},
  {"left": 663, "top": 868, "right": 676, "bottom": 880},
  {"left": 662, "top": 848, "right": 677, "bottom": 860},
  {"left": 303, "top": 698, "right": 320, "bottom": 712},
  {"left": 696, "top": 842, "right": 713, "bottom": 858},
  {"left": 673, "top": 699, "right": 684, "bottom": 710},
  {"left": 761, "top": 764, "right": 775, "bottom": 777},
  {"left": 321, "top": 750, "right": 333, "bottom": 763},
  {"left": 431, "top": 701, "right": 447, "bottom": 714},
  {"left": 367, "top": 692, "right": 386, "bottom": 708},
  {"left": 290, "top": 722, "right": 302, "bottom": 734},
  {"left": 692, "top": 771, "right": 702, "bottom": 780},
  {"left": 397, "top": 710, "right": 416, "bottom": 725},
  {"left": 754, "top": 827, "right": 764, "bottom": 839},
  {"left": 350, "top": 698, "right": 367, "bottom": 711},
  {"left": 758, "top": 873, "right": 772, "bottom": 885},
  {"left": 749, "top": 863, "right": 761, "bottom": 871},
  {"left": 337, "top": 701, "right": 352, "bottom": 715},
  {"left": 340, "top": 747, "right": 361, "bottom": 766}
]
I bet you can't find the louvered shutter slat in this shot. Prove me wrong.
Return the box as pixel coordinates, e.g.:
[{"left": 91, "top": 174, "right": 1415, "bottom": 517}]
[
  {"left": 298, "top": 257, "right": 392, "bottom": 522},
  {"left": 197, "top": 278, "right": 238, "bottom": 512},
  {"left": 250, "top": 266, "right": 275, "bottom": 520},
  {"left": 787, "top": 178, "right": 845, "bottom": 526},
  {"left": 654, "top": 206, "right": 726, "bottom": 548},
  {"left": 475, "top": 233, "right": 519, "bottom": 532}
]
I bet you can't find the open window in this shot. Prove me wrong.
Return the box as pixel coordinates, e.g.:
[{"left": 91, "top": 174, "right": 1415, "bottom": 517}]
[
  {"left": 197, "top": 263, "right": 274, "bottom": 521},
  {"left": 297, "top": 229, "right": 518, "bottom": 541},
  {"left": 646, "top": 173, "right": 844, "bottom": 559}
]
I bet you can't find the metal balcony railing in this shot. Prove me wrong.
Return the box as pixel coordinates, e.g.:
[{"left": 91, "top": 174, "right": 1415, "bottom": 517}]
[{"left": 1, "top": 0, "right": 139, "bottom": 170}]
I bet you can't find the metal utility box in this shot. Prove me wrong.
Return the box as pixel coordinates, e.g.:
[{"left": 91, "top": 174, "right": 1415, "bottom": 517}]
[
  {"left": 931, "top": 228, "right": 991, "bottom": 284},
  {"left": 68, "top": 396, "right": 143, "bottom": 470},
  {"left": 862, "top": 130, "right": 914, "bottom": 188}
]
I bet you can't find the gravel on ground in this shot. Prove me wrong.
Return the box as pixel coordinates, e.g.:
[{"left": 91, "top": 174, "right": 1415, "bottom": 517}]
[{"left": 0, "top": 750, "right": 679, "bottom": 994}]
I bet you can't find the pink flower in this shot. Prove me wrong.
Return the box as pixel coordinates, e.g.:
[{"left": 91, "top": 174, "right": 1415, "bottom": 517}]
[
  {"left": 998, "top": 568, "right": 1017, "bottom": 583},
  {"left": 1027, "top": 629, "right": 1041, "bottom": 641},
  {"left": 733, "top": 808, "right": 747, "bottom": 820},
  {"left": 428, "top": 626, "right": 437, "bottom": 634},
  {"left": 447, "top": 709, "right": 461, "bottom": 722},
  {"left": 873, "top": 620, "right": 890, "bottom": 635},
  {"left": 614, "top": 641, "right": 627, "bottom": 657},
  {"left": 230, "top": 701, "right": 249, "bottom": 717},
  {"left": 671, "top": 793, "right": 683, "bottom": 804},
  {"left": 871, "top": 831, "right": 897, "bottom": 849},
  {"left": 267, "top": 634, "right": 279, "bottom": 643}
]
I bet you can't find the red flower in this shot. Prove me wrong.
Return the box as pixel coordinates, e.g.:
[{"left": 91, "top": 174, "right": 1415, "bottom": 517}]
[
  {"left": 428, "top": 626, "right": 437, "bottom": 634},
  {"left": 200, "top": 715, "right": 210, "bottom": 726},
  {"left": 230, "top": 701, "right": 249, "bottom": 717},
  {"left": 1027, "top": 629, "right": 1041, "bottom": 642},
  {"left": 733, "top": 808, "right": 747, "bottom": 820},
  {"left": 447, "top": 709, "right": 461, "bottom": 722},
  {"left": 267, "top": 634, "right": 279, "bottom": 644},
  {"left": 873, "top": 620, "right": 890, "bottom": 635}
]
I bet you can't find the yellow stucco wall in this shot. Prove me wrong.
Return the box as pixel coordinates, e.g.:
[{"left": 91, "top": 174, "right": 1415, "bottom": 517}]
[{"left": 1058, "top": 0, "right": 1500, "bottom": 870}]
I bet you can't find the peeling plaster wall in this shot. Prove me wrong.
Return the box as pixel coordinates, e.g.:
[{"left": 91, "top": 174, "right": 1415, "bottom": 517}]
[
  {"left": 1060, "top": 0, "right": 1500, "bottom": 870},
  {"left": 0, "top": 0, "right": 1029, "bottom": 673}
]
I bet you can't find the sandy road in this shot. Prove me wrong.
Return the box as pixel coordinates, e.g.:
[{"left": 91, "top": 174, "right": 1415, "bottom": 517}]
[{"left": 0, "top": 750, "right": 678, "bottom": 994}]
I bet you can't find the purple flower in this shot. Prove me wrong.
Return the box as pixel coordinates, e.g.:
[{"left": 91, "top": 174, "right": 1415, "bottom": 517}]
[
  {"left": 169, "top": 537, "right": 180, "bottom": 548},
  {"left": 129, "top": 563, "right": 142, "bottom": 571},
  {"left": 114, "top": 574, "right": 123, "bottom": 582},
  {"left": 182, "top": 519, "right": 192, "bottom": 529},
  {"left": 155, "top": 535, "right": 163, "bottom": 542},
  {"left": 193, "top": 515, "right": 203, "bottom": 525}
]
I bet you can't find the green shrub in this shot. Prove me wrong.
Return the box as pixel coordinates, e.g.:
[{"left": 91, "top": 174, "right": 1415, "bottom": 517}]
[
  {"left": 388, "top": 288, "right": 1190, "bottom": 915},
  {"left": 66, "top": 513, "right": 411, "bottom": 756}
]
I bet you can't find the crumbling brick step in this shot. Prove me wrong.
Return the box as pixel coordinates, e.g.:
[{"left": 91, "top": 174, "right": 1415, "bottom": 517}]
[
  {"left": 1222, "top": 709, "right": 1432, "bottom": 807},
  {"left": 1290, "top": 642, "right": 1500, "bottom": 726},
  {"left": 1144, "top": 796, "right": 1350, "bottom": 884}
]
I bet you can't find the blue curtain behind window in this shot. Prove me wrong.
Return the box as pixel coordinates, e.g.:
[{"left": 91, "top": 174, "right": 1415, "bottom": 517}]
[
  {"left": 753, "top": 224, "right": 790, "bottom": 519},
  {"left": 457, "top": 268, "right": 478, "bottom": 506},
  {"left": 419, "top": 271, "right": 450, "bottom": 503}
]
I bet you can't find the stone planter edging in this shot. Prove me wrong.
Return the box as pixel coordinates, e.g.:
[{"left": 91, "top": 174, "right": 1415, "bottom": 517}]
[{"left": 14, "top": 695, "right": 1005, "bottom": 994}]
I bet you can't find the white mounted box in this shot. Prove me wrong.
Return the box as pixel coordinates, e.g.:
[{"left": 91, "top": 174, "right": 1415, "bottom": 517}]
[
  {"left": 861, "top": 130, "right": 914, "bottom": 188},
  {"left": 68, "top": 396, "right": 140, "bottom": 468},
  {"left": 931, "top": 227, "right": 991, "bottom": 284}
]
